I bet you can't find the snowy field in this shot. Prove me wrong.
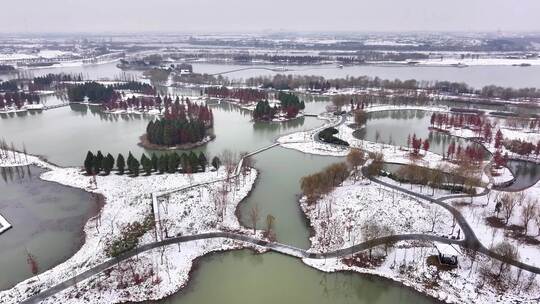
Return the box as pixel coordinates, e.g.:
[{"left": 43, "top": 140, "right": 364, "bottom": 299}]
[{"left": 301, "top": 176, "right": 462, "bottom": 254}]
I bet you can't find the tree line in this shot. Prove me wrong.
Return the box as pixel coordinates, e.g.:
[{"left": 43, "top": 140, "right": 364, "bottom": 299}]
[
  {"left": 67, "top": 81, "right": 156, "bottom": 103},
  {"left": 205, "top": 87, "right": 268, "bottom": 104},
  {"left": 83, "top": 150, "right": 220, "bottom": 177},
  {"left": 0, "top": 92, "right": 40, "bottom": 109},
  {"left": 243, "top": 74, "right": 540, "bottom": 101}
]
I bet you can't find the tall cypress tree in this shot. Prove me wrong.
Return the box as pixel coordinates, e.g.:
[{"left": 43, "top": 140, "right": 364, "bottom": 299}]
[
  {"left": 117, "top": 153, "right": 125, "bottom": 175},
  {"left": 151, "top": 153, "right": 158, "bottom": 171},
  {"left": 102, "top": 153, "right": 114, "bottom": 175},
  {"left": 141, "top": 154, "right": 152, "bottom": 175},
  {"left": 211, "top": 156, "right": 221, "bottom": 171},
  {"left": 132, "top": 158, "right": 140, "bottom": 177},
  {"left": 198, "top": 152, "right": 207, "bottom": 171},
  {"left": 127, "top": 152, "right": 135, "bottom": 175},
  {"left": 158, "top": 154, "right": 168, "bottom": 174},
  {"left": 84, "top": 151, "right": 95, "bottom": 175},
  {"left": 94, "top": 150, "right": 104, "bottom": 174}
]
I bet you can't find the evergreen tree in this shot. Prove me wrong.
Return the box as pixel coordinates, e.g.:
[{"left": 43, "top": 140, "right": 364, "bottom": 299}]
[
  {"left": 94, "top": 151, "right": 104, "bottom": 174},
  {"left": 84, "top": 151, "right": 95, "bottom": 175},
  {"left": 102, "top": 153, "right": 115, "bottom": 175},
  {"left": 167, "top": 153, "right": 179, "bottom": 173},
  {"left": 212, "top": 156, "right": 221, "bottom": 171},
  {"left": 117, "top": 153, "right": 125, "bottom": 175},
  {"left": 198, "top": 152, "right": 207, "bottom": 171},
  {"left": 141, "top": 154, "right": 152, "bottom": 175},
  {"left": 158, "top": 154, "right": 168, "bottom": 174},
  {"left": 189, "top": 152, "right": 199, "bottom": 172},
  {"left": 127, "top": 152, "right": 135, "bottom": 175},
  {"left": 151, "top": 153, "right": 158, "bottom": 171},
  {"left": 132, "top": 158, "right": 140, "bottom": 177}
]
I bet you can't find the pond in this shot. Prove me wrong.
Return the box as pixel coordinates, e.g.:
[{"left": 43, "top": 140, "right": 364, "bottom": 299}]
[
  {"left": 0, "top": 165, "right": 96, "bottom": 290},
  {"left": 352, "top": 109, "right": 488, "bottom": 158}
]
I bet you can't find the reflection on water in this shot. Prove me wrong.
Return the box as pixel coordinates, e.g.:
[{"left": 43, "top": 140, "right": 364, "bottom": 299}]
[
  {"left": 503, "top": 160, "right": 540, "bottom": 191},
  {"left": 0, "top": 166, "right": 95, "bottom": 290},
  {"left": 155, "top": 251, "right": 436, "bottom": 304},
  {"left": 353, "top": 109, "right": 487, "bottom": 158}
]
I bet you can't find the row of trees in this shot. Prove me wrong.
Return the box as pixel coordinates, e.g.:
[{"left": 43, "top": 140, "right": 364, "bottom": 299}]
[
  {"left": 67, "top": 81, "right": 156, "bottom": 103},
  {"left": 0, "top": 80, "right": 18, "bottom": 92},
  {"left": 407, "top": 133, "right": 430, "bottom": 156},
  {"left": 242, "top": 73, "right": 540, "bottom": 101},
  {"left": 205, "top": 87, "right": 268, "bottom": 104},
  {"left": 83, "top": 150, "right": 217, "bottom": 177},
  {"left": 503, "top": 139, "right": 540, "bottom": 158},
  {"left": 0, "top": 92, "right": 41, "bottom": 110},
  {"left": 446, "top": 141, "right": 486, "bottom": 163},
  {"left": 301, "top": 162, "right": 350, "bottom": 203}
]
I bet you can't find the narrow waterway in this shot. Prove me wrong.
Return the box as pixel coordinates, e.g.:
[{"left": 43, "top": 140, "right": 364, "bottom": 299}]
[
  {"left": 154, "top": 250, "right": 437, "bottom": 304},
  {"left": 502, "top": 159, "right": 540, "bottom": 191}
]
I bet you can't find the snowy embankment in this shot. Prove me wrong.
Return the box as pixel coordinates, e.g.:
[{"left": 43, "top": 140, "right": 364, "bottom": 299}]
[
  {"left": 301, "top": 173, "right": 540, "bottom": 304},
  {"left": 304, "top": 241, "right": 540, "bottom": 304},
  {"left": 0, "top": 150, "right": 263, "bottom": 304}
]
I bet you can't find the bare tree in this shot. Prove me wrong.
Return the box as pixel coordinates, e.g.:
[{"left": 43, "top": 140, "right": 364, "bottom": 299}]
[
  {"left": 362, "top": 219, "right": 382, "bottom": 259},
  {"left": 500, "top": 193, "right": 517, "bottom": 225},
  {"left": 491, "top": 241, "right": 519, "bottom": 278},
  {"left": 249, "top": 204, "right": 260, "bottom": 235},
  {"left": 521, "top": 199, "right": 537, "bottom": 235},
  {"left": 221, "top": 150, "right": 238, "bottom": 188},
  {"left": 265, "top": 214, "right": 276, "bottom": 240},
  {"left": 427, "top": 207, "right": 442, "bottom": 232},
  {"left": 332, "top": 95, "right": 348, "bottom": 111},
  {"left": 346, "top": 148, "right": 366, "bottom": 179}
]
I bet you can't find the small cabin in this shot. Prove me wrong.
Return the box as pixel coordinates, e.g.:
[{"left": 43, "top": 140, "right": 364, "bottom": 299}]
[{"left": 434, "top": 243, "right": 460, "bottom": 267}]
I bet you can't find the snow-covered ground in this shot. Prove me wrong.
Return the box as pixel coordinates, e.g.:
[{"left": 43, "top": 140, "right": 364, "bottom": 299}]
[
  {"left": 0, "top": 150, "right": 263, "bottom": 304},
  {"left": 301, "top": 176, "right": 462, "bottom": 254},
  {"left": 304, "top": 241, "right": 540, "bottom": 304},
  {"left": 452, "top": 183, "right": 540, "bottom": 269}
]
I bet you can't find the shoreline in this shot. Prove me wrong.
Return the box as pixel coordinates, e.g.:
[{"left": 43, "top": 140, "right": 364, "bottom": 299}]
[{"left": 137, "top": 133, "right": 215, "bottom": 151}]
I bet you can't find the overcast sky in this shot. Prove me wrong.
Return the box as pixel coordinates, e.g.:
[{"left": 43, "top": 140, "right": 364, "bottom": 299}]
[{"left": 2, "top": 0, "right": 540, "bottom": 33}]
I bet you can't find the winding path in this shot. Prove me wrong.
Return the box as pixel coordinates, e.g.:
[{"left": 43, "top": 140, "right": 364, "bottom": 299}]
[{"left": 13, "top": 121, "right": 540, "bottom": 304}]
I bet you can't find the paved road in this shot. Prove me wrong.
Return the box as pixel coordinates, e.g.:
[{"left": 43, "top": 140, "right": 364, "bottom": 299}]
[{"left": 365, "top": 169, "right": 540, "bottom": 275}]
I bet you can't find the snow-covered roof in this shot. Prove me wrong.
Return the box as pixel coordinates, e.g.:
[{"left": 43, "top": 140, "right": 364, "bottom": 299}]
[{"left": 434, "top": 242, "right": 461, "bottom": 256}]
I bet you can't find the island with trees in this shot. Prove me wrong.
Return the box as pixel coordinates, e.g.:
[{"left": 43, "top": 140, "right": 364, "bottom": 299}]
[
  {"left": 252, "top": 92, "right": 305, "bottom": 121},
  {"left": 140, "top": 99, "right": 214, "bottom": 149}
]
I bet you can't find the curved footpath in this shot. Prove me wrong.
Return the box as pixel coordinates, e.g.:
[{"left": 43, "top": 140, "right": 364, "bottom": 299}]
[
  {"left": 20, "top": 171, "right": 540, "bottom": 304},
  {"left": 14, "top": 121, "right": 540, "bottom": 304}
]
